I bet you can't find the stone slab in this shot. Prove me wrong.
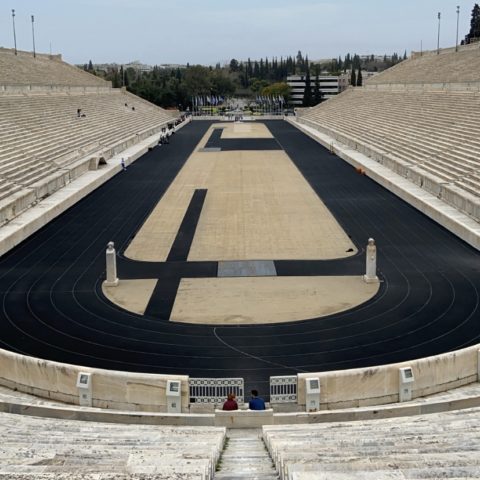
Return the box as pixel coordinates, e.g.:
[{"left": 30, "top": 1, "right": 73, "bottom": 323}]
[
  {"left": 217, "top": 260, "right": 276, "bottom": 277},
  {"left": 214, "top": 409, "right": 274, "bottom": 428}
]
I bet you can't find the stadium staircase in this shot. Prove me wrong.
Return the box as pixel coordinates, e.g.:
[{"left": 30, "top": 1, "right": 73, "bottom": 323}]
[{"left": 215, "top": 429, "right": 279, "bottom": 479}]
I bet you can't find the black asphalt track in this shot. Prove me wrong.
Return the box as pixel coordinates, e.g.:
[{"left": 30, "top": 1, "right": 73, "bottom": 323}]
[
  {"left": 205, "top": 127, "right": 281, "bottom": 150},
  {"left": 0, "top": 120, "right": 479, "bottom": 399}
]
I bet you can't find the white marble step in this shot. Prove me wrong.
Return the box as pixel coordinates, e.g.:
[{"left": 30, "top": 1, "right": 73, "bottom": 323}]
[{"left": 215, "top": 429, "right": 279, "bottom": 480}]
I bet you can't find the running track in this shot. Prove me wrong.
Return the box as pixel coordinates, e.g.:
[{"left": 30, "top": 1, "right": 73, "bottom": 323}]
[{"left": 0, "top": 120, "right": 479, "bottom": 396}]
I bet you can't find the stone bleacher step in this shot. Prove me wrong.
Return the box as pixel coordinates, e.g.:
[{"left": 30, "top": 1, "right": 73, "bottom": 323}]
[{"left": 215, "top": 429, "right": 279, "bottom": 480}]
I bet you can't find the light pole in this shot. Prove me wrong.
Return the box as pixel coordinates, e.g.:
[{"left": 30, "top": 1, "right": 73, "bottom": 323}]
[
  {"left": 31, "top": 15, "right": 36, "bottom": 58},
  {"left": 456, "top": 6, "right": 460, "bottom": 52},
  {"left": 437, "top": 12, "right": 441, "bottom": 55},
  {"left": 12, "top": 9, "right": 17, "bottom": 55}
]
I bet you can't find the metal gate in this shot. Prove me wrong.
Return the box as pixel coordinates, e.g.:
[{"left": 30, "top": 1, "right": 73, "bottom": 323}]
[
  {"left": 189, "top": 378, "right": 244, "bottom": 404},
  {"left": 270, "top": 375, "right": 297, "bottom": 403}
]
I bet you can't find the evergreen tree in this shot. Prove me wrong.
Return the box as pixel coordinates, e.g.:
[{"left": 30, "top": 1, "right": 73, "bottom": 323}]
[
  {"left": 465, "top": 3, "right": 480, "bottom": 43},
  {"left": 350, "top": 68, "right": 356, "bottom": 87},
  {"left": 313, "top": 75, "right": 322, "bottom": 105},
  {"left": 229, "top": 58, "right": 239, "bottom": 72},
  {"left": 357, "top": 68, "right": 363, "bottom": 87},
  {"left": 88, "top": 60, "right": 93, "bottom": 71},
  {"left": 303, "top": 58, "right": 312, "bottom": 107}
]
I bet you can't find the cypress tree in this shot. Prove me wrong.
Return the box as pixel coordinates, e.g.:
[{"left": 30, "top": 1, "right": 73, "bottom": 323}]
[
  {"left": 313, "top": 75, "right": 322, "bottom": 105},
  {"left": 303, "top": 58, "right": 312, "bottom": 107},
  {"left": 466, "top": 3, "right": 480, "bottom": 43},
  {"left": 350, "top": 69, "right": 356, "bottom": 87},
  {"left": 357, "top": 68, "right": 363, "bottom": 87}
]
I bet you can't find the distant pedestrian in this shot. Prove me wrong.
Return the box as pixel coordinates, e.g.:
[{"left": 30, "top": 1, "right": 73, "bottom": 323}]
[
  {"left": 248, "top": 390, "right": 266, "bottom": 410},
  {"left": 222, "top": 393, "right": 238, "bottom": 411},
  {"left": 121, "top": 158, "right": 126, "bottom": 171}
]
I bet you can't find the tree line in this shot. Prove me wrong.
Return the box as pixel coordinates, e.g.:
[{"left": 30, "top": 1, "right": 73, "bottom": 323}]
[{"left": 84, "top": 49, "right": 406, "bottom": 110}]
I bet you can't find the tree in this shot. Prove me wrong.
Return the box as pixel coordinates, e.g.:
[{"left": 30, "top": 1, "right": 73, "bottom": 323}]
[
  {"left": 357, "top": 68, "right": 363, "bottom": 87},
  {"left": 229, "top": 59, "right": 239, "bottom": 72},
  {"left": 350, "top": 69, "right": 356, "bottom": 87},
  {"left": 465, "top": 3, "right": 480, "bottom": 43},
  {"left": 88, "top": 59, "right": 94, "bottom": 71},
  {"left": 262, "top": 82, "right": 291, "bottom": 101},
  {"left": 303, "top": 58, "right": 312, "bottom": 107},
  {"left": 313, "top": 75, "right": 322, "bottom": 105},
  {"left": 183, "top": 65, "right": 212, "bottom": 95}
]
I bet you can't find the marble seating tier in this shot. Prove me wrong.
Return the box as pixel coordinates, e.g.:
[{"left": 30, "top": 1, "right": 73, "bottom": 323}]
[
  {"left": 0, "top": 89, "right": 174, "bottom": 223},
  {"left": 297, "top": 87, "right": 480, "bottom": 221},
  {"left": 0, "top": 410, "right": 225, "bottom": 479},
  {"left": 263, "top": 406, "right": 480, "bottom": 479}
]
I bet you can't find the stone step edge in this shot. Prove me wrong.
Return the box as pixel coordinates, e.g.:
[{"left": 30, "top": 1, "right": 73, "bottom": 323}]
[{"left": 1, "top": 389, "right": 480, "bottom": 427}]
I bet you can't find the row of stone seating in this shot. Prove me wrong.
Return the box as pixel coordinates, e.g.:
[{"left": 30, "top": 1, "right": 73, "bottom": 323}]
[
  {"left": 0, "top": 90, "right": 174, "bottom": 208},
  {"left": 0, "top": 47, "right": 109, "bottom": 87},
  {"left": 367, "top": 42, "right": 480, "bottom": 85},
  {"left": 0, "top": 410, "right": 225, "bottom": 479},
  {"left": 297, "top": 88, "right": 480, "bottom": 202},
  {"left": 263, "top": 406, "right": 480, "bottom": 479}
]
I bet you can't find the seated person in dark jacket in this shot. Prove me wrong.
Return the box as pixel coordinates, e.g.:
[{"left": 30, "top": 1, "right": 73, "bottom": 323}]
[
  {"left": 248, "top": 389, "right": 266, "bottom": 410},
  {"left": 222, "top": 393, "right": 238, "bottom": 411}
]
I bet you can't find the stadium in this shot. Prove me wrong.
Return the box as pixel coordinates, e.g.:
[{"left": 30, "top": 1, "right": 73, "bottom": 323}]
[{"left": 1, "top": 7, "right": 480, "bottom": 479}]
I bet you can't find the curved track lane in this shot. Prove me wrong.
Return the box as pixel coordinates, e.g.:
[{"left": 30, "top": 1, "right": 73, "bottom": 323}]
[{"left": 0, "top": 120, "right": 479, "bottom": 396}]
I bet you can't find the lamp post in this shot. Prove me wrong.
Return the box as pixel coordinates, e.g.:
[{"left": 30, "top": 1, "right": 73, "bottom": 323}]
[
  {"left": 437, "top": 12, "right": 441, "bottom": 55},
  {"left": 456, "top": 6, "right": 460, "bottom": 52},
  {"left": 31, "top": 15, "right": 36, "bottom": 58},
  {"left": 12, "top": 9, "right": 17, "bottom": 55}
]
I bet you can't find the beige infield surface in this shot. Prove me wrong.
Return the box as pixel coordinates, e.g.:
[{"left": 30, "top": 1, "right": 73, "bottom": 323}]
[
  {"left": 125, "top": 123, "right": 357, "bottom": 262},
  {"left": 102, "top": 276, "right": 379, "bottom": 325},
  {"left": 170, "top": 276, "right": 378, "bottom": 325},
  {"left": 116, "top": 122, "right": 378, "bottom": 325}
]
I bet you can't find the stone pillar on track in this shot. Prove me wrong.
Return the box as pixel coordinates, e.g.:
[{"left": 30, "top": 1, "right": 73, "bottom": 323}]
[
  {"left": 104, "top": 241, "right": 119, "bottom": 287},
  {"left": 364, "top": 238, "right": 379, "bottom": 284}
]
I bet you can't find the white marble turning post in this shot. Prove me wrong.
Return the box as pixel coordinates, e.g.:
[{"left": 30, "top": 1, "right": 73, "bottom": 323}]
[
  {"left": 364, "top": 237, "right": 379, "bottom": 284},
  {"left": 104, "top": 241, "right": 119, "bottom": 287}
]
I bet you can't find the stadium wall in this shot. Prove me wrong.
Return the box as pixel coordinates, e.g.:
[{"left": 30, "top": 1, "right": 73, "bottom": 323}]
[{"left": 0, "top": 342, "right": 477, "bottom": 414}]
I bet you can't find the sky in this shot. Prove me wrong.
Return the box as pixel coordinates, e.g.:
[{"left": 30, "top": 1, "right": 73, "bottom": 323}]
[{"left": 0, "top": 0, "right": 476, "bottom": 66}]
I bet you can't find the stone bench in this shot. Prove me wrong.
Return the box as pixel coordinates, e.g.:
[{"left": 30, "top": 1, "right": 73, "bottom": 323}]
[{"left": 214, "top": 409, "right": 274, "bottom": 428}]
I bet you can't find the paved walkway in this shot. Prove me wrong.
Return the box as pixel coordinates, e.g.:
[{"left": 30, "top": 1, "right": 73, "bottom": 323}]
[{"left": 215, "top": 429, "right": 278, "bottom": 480}]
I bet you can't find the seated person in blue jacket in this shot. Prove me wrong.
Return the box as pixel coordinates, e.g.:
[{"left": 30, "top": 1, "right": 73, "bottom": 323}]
[{"left": 249, "top": 389, "right": 266, "bottom": 410}]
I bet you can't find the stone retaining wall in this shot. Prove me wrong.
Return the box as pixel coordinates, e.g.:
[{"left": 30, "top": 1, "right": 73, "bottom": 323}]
[
  {"left": 0, "top": 341, "right": 478, "bottom": 414},
  {"left": 0, "top": 347, "right": 189, "bottom": 412},
  {"left": 297, "top": 346, "right": 479, "bottom": 410}
]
